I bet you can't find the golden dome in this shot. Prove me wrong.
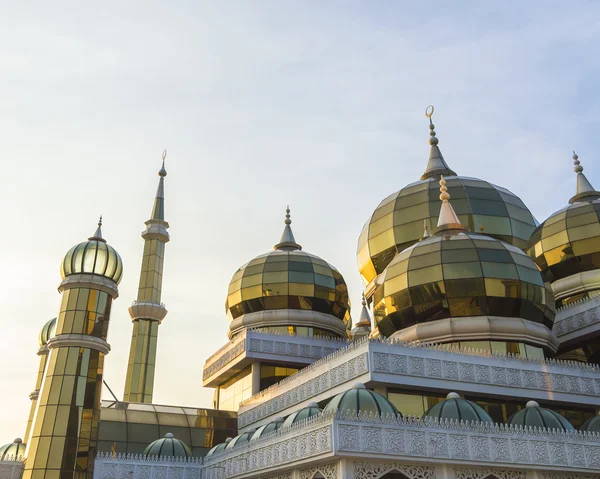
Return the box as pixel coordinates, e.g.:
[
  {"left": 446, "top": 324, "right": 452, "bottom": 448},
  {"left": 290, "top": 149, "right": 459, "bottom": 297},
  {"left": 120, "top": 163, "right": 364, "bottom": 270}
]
[
  {"left": 38, "top": 317, "right": 56, "bottom": 347},
  {"left": 374, "top": 230, "right": 555, "bottom": 340},
  {"left": 60, "top": 218, "right": 123, "bottom": 284},
  {"left": 227, "top": 249, "right": 349, "bottom": 323},
  {"left": 226, "top": 209, "right": 350, "bottom": 337},
  {"left": 528, "top": 199, "right": 600, "bottom": 283},
  {"left": 358, "top": 176, "right": 537, "bottom": 286}
]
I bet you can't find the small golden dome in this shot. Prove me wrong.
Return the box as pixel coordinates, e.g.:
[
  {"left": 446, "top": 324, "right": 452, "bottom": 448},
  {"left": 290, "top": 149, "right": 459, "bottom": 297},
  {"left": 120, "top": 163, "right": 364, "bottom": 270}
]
[
  {"left": 38, "top": 317, "right": 56, "bottom": 347},
  {"left": 226, "top": 249, "right": 350, "bottom": 324},
  {"left": 60, "top": 218, "right": 123, "bottom": 284},
  {"left": 358, "top": 177, "right": 538, "bottom": 286},
  {"left": 373, "top": 230, "right": 555, "bottom": 338}
]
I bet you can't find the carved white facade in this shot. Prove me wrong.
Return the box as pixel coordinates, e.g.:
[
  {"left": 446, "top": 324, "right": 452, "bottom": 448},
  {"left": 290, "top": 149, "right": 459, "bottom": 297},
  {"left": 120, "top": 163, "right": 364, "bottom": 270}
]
[{"left": 0, "top": 459, "right": 23, "bottom": 479}]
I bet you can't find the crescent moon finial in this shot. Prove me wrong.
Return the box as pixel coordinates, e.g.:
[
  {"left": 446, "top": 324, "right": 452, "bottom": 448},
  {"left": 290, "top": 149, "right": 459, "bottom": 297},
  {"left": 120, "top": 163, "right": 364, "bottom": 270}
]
[{"left": 425, "top": 105, "right": 435, "bottom": 119}]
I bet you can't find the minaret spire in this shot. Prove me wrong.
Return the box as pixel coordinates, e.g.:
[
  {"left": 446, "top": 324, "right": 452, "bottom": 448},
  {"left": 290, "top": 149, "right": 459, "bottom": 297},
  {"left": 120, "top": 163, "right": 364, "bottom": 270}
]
[
  {"left": 420, "top": 105, "right": 457, "bottom": 180},
  {"left": 569, "top": 151, "right": 600, "bottom": 204},
  {"left": 422, "top": 219, "right": 431, "bottom": 240},
  {"left": 436, "top": 175, "right": 464, "bottom": 232},
  {"left": 351, "top": 292, "right": 372, "bottom": 339},
  {"left": 274, "top": 206, "right": 302, "bottom": 251},
  {"left": 89, "top": 215, "right": 106, "bottom": 242},
  {"left": 123, "top": 150, "right": 171, "bottom": 403}
]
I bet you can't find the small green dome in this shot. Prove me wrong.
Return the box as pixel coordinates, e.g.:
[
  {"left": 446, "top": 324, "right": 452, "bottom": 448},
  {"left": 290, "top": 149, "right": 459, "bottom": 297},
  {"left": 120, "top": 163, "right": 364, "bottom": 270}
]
[
  {"left": 281, "top": 402, "right": 322, "bottom": 429},
  {"left": 38, "top": 318, "right": 56, "bottom": 347},
  {"left": 0, "top": 438, "right": 25, "bottom": 460},
  {"left": 225, "top": 428, "right": 256, "bottom": 449},
  {"left": 508, "top": 401, "right": 575, "bottom": 431},
  {"left": 143, "top": 433, "right": 192, "bottom": 458},
  {"left": 251, "top": 417, "right": 284, "bottom": 442},
  {"left": 60, "top": 221, "right": 123, "bottom": 284},
  {"left": 423, "top": 392, "right": 493, "bottom": 423},
  {"left": 580, "top": 415, "right": 600, "bottom": 433},
  {"left": 324, "top": 383, "right": 400, "bottom": 416},
  {"left": 206, "top": 437, "right": 232, "bottom": 457}
]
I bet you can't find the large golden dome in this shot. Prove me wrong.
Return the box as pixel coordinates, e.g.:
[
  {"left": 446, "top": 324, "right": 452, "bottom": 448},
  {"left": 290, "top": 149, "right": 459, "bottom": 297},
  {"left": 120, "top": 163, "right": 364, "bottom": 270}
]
[
  {"left": 373, "top": 177, "right": 556, "bottom": 351},
  {"left": 527, "top": 153, "right": 600, "bottom": 305},
  {"left": 357, "top": 110, "right": 537, "bottom": 287},
  {"left": 60, "top": 218, "right": 123, "bottom": 284},
  {"left": 226, "top": 209, "right": 350, "bottom": 338}
]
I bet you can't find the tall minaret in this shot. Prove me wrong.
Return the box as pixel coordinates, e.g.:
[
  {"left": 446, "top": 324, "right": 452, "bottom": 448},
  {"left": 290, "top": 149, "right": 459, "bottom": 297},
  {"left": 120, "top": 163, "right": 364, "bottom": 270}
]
[
  {"left": 123, "top": 151, "right": 170, "bottom": 403},
  {"left": 24, "top": 219, "right": 122, "bottom": 479}
]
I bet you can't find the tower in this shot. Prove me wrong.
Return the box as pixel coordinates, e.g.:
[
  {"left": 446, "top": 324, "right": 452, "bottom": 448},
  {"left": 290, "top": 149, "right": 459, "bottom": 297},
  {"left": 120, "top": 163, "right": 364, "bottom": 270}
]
[
  {"left": 123, "top": 151, "right": 170, "bottom": 403},
  {"left": 23, "top": 219, "right": 122, "bottom": 479},
  {"left": 23, "top": 318, "right": 56, "bottom": 447}
]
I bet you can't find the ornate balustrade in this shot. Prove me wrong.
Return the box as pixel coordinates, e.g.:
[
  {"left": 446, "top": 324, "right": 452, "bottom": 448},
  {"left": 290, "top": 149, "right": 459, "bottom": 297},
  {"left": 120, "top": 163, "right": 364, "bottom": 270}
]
[
  {"left": 0, "top": 457, "right": 24, "bottom": 479},
  {"left": 94, "top": 453, "right": 202, "bottom": 479}
]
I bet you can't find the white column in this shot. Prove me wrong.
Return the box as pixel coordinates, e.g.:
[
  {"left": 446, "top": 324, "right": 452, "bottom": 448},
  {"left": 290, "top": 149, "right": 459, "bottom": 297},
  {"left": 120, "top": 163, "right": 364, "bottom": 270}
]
[{"left": 251, "top": 362, "right": 261, "bottom": 395}]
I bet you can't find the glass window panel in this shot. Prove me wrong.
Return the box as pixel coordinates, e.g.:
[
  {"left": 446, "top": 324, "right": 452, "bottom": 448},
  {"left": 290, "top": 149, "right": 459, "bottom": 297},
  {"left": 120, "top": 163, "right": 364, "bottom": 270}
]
[
  {"left": 243, "top": 264, "right": 264, "bottom": 276},
  {"left": 541, "top": 231, "right": 569, "bottom": 251},
  {"left": 263, "top": 261, "right": 289, "bottom": 272},
  {"left": 470, "top": 215, "right": 511, "bottom": 235},
  {"left": 312, "top": 264, "right": 333, "bottom": 277},
  {"left": 368, "top": 213, "right": 394, "bottom": 239},
  {"left": 288, "top": 261, "right": 313, "bottom": 272},
  {"left": 289, "top": 283, "right": 314, "bottom": 296},
  {"left": 227, "top": 290, "right": 242, "bottom": 306},
  {"left": 395, "top": 190, "right": 429, "bottom": 209},
  {"left": 386, "top": 259, "right": 409, "bottom": 278},
  {"left": 263, "top": 271, "right": 288, "bottom": 283},
  {"left": 289, "top": 271, "right": 314, "bottom": 283},
  {"left": 230, "top": 269, "right": 244, "bottom": 282},
  {"left": 568, "top": 223, "right": 600, "bottom": 242},
  {"left": 571, "top": 237, "right": 600, "bottom": 256},
  {"left": 368, "top": 229, "right": 395, "bottom": 255},
  {"left": 510, "top": 219, "right": 535, "bottom": 240},
  {"left": 506, "top": 204, "right": 534, "bottom": 223},
  {"left": 445, "top": 278, "right": 485, "bottom": 297},
  {"left": 314, "top": 274, "right": 335, "bottom": 288},
  {"left": 477, "top": 249, "right": 512, "bottom": 263},
  {"left": 384, "top": 273, "right": 408, "bottom": 296},
  {"left": 288, "top": 252, "right": 312, "bottom": 262},
  {"left": 485, "top": 278, "right": 520, "bottom": 298},
  {"left": 393, "top": 202, "right": 429, "bottom": 225},
  {"left": 516, "top": 265, "right": 544, "bottom": 286},
  {"left": 441, "top": 248, "right": 479, "bottom": 263},
  {"left": 241, "top": 273, "right": 262, "bottom": 287},
  {"left": 566, "top": 211, "right": 599, "bottom": 228},
  {"left": 263, "top": 283, "right": 288, "bottom": 296},
  {"left": 541, "top": 220, "right": 567, "bottom": 238},
  {"left": 468, "top": 199, "right": 508, "bottom": 215},
  {"left": 408, "top": 264, "right": 443, "bottom": 286},
  {"left": 481, "top": 262, "right": 519, "bottom": 279},
  {"left": 442, "top": 262, "right": 482, "bottom": 279},
  {"left": 94, "top": 242, "right": 108, "bottom": 275},
  {"left": 228, "top": 279, "right": 242, "bottom": 294},
  {"left": 241, "top": 285, "right": 263, "bottom": 300},
  {"left": 408, "top": 251, "right": 441, "bottom": 269}
]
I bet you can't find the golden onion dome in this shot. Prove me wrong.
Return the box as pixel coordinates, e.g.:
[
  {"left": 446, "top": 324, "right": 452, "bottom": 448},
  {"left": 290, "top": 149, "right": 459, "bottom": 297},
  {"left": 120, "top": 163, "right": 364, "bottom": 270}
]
[
  {"left": 226, "top": 208, "right": 350, "bottom": 337},
  {"left": 373, "top": 177, "right": 556, "bottom": 351},
  {"left": 358, "top": 108, "right": 537, "bottom": 287},
  {"left": 527, "top": 153, "right": 600, "bottom": 305},
  {"left": 38, "top": 317, "right": 57, "bottom": 347},
  {"left": 358, "top": 177, "right": 537, "bottom": 286},
  {"left": 60, "top": 217, "right": 123, "bottom": 284}
]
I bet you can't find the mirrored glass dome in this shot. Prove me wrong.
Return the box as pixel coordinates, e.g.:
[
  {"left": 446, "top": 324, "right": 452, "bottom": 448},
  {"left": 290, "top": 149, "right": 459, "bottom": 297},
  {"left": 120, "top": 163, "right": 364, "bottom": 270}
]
[
  {"left": 323, "top": 383, "right": 399, "bottom": 416},
  {"left": 507, "top": 401, "right": 575, "bottom": 431},
  {"left": 38, "top": 317, "right": 56, "bottom": 347},
  {"left": 226, "top": 249, "right": 349, "bottom": 324},
  {"left": 423, "top": 392, "right": 493, "bottom": 424},
  {"left": 143, "top": 433, "right": 192, "bottom": 458},
  {"left": 358, "top": 177, "right": 538, "bottom": 286},
  {"left": 373, "top": 231, "right": 555, "bottom": 338}
]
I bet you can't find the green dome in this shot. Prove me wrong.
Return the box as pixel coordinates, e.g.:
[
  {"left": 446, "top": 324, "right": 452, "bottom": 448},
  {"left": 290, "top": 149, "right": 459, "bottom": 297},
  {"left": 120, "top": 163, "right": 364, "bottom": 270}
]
[
  {"left": 206, "top": 437, "right": 232, "bottom": 457},
  {"left": 225, "top": 428, "right": 256, "bottom": 449},
  {"left": 423, "top": 392, "right": 493, "bottom": 424},
  {"left": 508, "top": 401, "right": 575, "bottom": 431},
  {"left": 373, "top": 230, "right": 555, "bottom": 338},
  {"left": 143, "top": 433, "right": 192, "bottom": 458},
  {"left": 251, "top": 417, "right": 284, "bottom": 442},
  {"left": 0, "top": 438, "right": 25, "bottom": 460},
  {"left": 581, "top": 415, "right": 600, "bottom": 433},
  {"left": 38, "top": 318, "right": 56, "bottom": 347},
  {"left": 227, "top": 249, "right": 349, "bottom": 323},
  {"left": 358, "top": 176, "right": 538, "bottom": 285},
  {"left": 281, "top": 403, "right": 322, "bottom": 429},
  {"left": 323, "top": 383, "right": 400, "bottom": 416},
  {"left": 60, "top": 222, "right": 123, "bottom": 284}
]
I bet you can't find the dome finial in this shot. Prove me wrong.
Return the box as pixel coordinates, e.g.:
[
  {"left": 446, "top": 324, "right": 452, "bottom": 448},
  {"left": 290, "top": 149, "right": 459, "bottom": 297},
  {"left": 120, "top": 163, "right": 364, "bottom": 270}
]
[
  {"left": 159, "top": 149, "right": 167, "bottom": 177},
  {"left": 421, "top": 219, "right": 431, "bottom": 240},
  {"left": 436, "top": 176, "right": 464, "bottom": 232},
  {"left": 569, "top": 150, "right": 600, "bottom": 204},
  {"left": 89, "top": 215, "right": 106, "bottom": 242},
  {"left": 274, "top": 206, "right": 302, "bottom": 251},
  {"left": 421, "top": 105, "right": 457, "bottom": 180}
]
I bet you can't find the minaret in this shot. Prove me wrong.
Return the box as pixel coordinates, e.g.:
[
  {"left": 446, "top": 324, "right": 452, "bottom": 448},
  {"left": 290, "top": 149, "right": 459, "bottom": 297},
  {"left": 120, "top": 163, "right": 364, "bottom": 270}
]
[
  {"left": 123, "top": 151, "right": 170, "bottom": 403},
  {"left": 23, "top": 318, "right": 56, "bottom": 447},
  {"left": 351, "top": 293, "right": 372, "bottom": 340},
  {"left": 421, "top": 105, "right": 457, "bottom": 180},
  {"left": 24, "top": 218, "right": 122, "bottom": 479},
  {"left": 273, "top": 206, "right": 302, "bottom": 251}
]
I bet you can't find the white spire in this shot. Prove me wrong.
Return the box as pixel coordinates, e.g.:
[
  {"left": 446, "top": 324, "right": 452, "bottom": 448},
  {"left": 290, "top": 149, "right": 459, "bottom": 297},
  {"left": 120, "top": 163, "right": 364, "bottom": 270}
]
[
  {"left": 569, "top": 151, "right": 600, "bottom": 204},
  {"left": 274, "top": 206, "right": 302, "bottom": 251}
]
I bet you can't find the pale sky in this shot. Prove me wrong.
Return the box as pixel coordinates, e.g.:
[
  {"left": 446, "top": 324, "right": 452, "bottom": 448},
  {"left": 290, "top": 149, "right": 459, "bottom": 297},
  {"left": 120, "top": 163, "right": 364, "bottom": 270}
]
[{"left": 1, "top": 1, "right": 599, "bottom": 441}]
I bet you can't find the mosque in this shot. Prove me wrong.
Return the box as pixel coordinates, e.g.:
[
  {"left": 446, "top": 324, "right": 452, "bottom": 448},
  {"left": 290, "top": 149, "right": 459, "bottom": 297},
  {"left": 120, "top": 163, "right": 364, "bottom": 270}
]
[{"left": 1, "top": 108, "right": 600, "bottom": 479}]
